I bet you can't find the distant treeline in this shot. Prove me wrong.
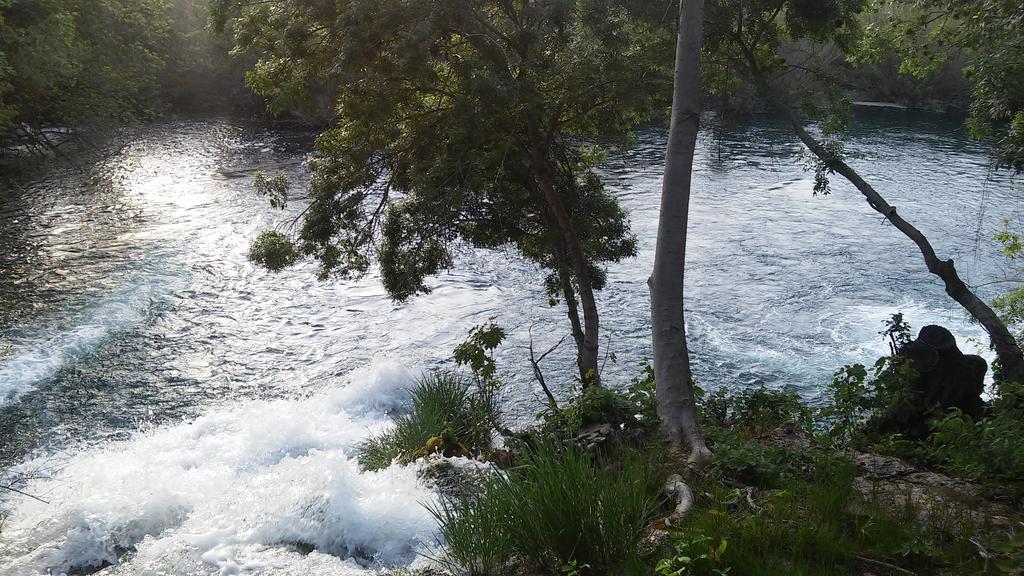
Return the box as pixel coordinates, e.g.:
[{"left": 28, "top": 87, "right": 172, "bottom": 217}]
[
  {"left": 0, "top": 0, "right": 258, "bottom": 155},
  {"left": 0, "top": 0, "right": 977, "bottom": 156}
]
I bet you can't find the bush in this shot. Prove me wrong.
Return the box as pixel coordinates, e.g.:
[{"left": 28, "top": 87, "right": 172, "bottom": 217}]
[
  {"left": 655, "top": 530, "right": 730, "bottom": 576},
  {"left": 701, "top": 386, "right": 812, "bottom": 437},
  {"left": 356, "top": 371, "right": 499, "bottom": 471},
  {"left": 430, "top": 443, "right": 663, "bottom": 575},
  {"left": 705, "top": 431, "right": 797, "bottom": 488},
  {"left": 248, "top": 230, "right": 299, "bottom": 272},
  {"left": 540, "top": 360, "right": 660, "bottom": 438},
  {"left": 929, "top": 381, "right": 1024, "bottom": 491}
]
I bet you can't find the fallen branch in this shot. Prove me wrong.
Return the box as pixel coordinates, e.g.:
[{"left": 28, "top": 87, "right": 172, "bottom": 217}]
[
  {"left": 850, "top": 555, "right": 916, "bottom": 576},
  {"left": 1, "top": 483, "right": 50, "bottom": 504}
]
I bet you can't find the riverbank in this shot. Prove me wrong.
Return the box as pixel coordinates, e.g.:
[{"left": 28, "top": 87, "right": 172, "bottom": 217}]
[{"left": 369, "top": 343, "right": 1024, "bottom": 576}]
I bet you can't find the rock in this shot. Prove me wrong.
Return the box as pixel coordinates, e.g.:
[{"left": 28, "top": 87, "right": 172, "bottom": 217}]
[
  {"left": 852, "top": 451, "right": 1020, "bottom": 529},
  {"left": 874, "top": 325, "right": 986, "bottom": 439},
  {"left": 638, "top": 528, "right": 671, "bottom": 558},
  {"left": 486, "top": 448, "right": 513, "bottom": 468},
  {"left": 571, "top": 422, "right": 615, "bottom": 453},
  {"left": 765, "top": 422, "right": 814, "bottom": 451},
  {"left": 854, "top": 453, "right": 916, "bottom": 480},
  {"left": 416, "top": 454, "right": 496, "bottom": 501},
  {"left": 402, "top": 430, "right": 470, "bottom": 464}
]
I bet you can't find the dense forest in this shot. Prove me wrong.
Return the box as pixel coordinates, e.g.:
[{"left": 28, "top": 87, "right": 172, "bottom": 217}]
[{"left": 1, "top": 1, "right": 1024, "bottom": 575}]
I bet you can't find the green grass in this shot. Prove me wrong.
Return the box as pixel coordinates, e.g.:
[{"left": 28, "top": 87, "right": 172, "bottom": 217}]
[
  {"left": 661, "top": 430, "right": 1007, "bottom": 576},
  {"left": 415, "top": 360, "right": 1022, "bottom": 575},
  {"left": 356, "top": 371, "right": 499, "bottom": 471},
  {"left": 429, "top": 443, "right": 665, "bottom": 575}
]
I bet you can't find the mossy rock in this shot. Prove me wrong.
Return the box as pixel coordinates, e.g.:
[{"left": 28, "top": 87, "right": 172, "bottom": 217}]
[{"left": 401, "top": 430, "right": 470, "bottom": 464}]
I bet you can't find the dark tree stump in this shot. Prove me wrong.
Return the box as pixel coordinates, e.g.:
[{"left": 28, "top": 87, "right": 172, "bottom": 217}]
[{"left": 874, "top": 325, "right": 987, "bottom": 439}]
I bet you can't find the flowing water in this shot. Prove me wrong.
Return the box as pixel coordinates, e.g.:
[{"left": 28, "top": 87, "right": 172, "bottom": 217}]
[{"left": 0, "top": 111, "right": 1020, "bottom": 574}]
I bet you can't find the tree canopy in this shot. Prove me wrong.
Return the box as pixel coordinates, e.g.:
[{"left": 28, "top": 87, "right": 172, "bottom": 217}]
[
  {"left": 0, "top": 0, "right": 168, "bottom": 136},
  {"left": 222, "top": 0, "right": 674, "bottom": 383},
  {"left": 856, "top": 0, "right": 1024, "bottom": 173},
  {"left": 0, "top": 0, "right": 251, "bottom": 153}
]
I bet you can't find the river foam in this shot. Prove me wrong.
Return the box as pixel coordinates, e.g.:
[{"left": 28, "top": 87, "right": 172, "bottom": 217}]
[{"left": 0, "top": 361, "right": 442, "bottom": 576}]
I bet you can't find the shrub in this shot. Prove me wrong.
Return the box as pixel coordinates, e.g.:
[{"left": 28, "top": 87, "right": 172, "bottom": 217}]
[
  {"left": 929, "top": 381, "right": 1024, "bottom": 491},
  {"left": 540, "top": 359, "right": 660, "bottom": 438},
  {"left": 356, "top": 371, "right": 498, "bottom": 471},
  {"left": 706, "top": 431, "right": 795, "bottom": 488},
  {"left": 700, "top": 386, "right": 812, "bottom": 437},
  {"left": 818, "top": 352, "right": 917, "bottom": 448},
  {"left": 430, "top": 443, "right": 662, "bottom": 575},
  {"left": 670, "top": 451, "right": 1001, "bottom": 576},
  {"left": 655, "top": 530, "right": 730, "bottom": 576}
]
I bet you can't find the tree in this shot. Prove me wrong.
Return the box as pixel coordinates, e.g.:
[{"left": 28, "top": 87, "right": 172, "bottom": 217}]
[
  {"left": 0, "top": 0, "right": 171, "bottom": 154},
  {"left": 218, "top": 0, "right": 671, "bottom": 385},
  {"left": 856, "top": 0, "right": 1024, "bottom": 174},
  {"left": 702, "top": 0, "right": 1024, "bottom": 384},
  {"left": 651, "top": 0, "right": 712, "bottom": 465}
]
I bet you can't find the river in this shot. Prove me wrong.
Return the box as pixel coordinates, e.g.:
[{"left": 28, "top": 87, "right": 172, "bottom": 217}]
[{"left": 0, "top": 111, "right": 1019, "bottom": 574}]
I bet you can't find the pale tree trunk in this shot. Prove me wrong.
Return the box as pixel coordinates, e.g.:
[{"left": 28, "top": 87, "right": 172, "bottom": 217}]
[
  {"left": 650, "top": 0, "right": 712, "bottom": 465},
  {"left": 737, "top": 42, "right": 1024, "bottom": 386}
]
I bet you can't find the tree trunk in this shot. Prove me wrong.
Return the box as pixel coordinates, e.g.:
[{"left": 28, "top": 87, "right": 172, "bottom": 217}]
[
  {"left": 559, "top": 259, "right": 589, "bottom": 382},
  {"left": 530, "top": 144, "right": 602, "bottom": 386},
  {"left": 650, "top": 0, "right": 712, "bottom": 465},
  {"left": 738, "top": 42, "right": 1024, "bottom": 385}
]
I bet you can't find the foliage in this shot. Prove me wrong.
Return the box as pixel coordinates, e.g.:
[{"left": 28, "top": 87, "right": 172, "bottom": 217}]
[
  {"left": 356, "top": 371, "right": 498, "bottom": 471},
  {"left": 0, "top": 0, "right": 253, "bottom": 150},
  {"left": 157, "top": 0, "right": 256, "bottom": 114},
  {"left": 664, "top": 441, "right": 1012, "bottom": 576},
  {"left": 707, "top": 431, "right": 803, "bottom": 488},
  {"left": 880, "top": 311, "right": 912, "bottom": 354},
  {"left": 691, "top": 382, "right": 822, "bottom": 487},
  {"left": 929, "top": 380, "right": 1024, "bottom": 491},
  {"left": 453, "top": 319, "right": 506, "bottom": 386},
  {"left": 700, "top": 385, "right": 812, "bottom": 437},
  {"left": 248, "top": 230, "right": 298, "bottom": 272},
  {"left": 541, "top": 361, "right": 660, "bottom": 436},
  {"left": 818, "top": 352, "right": 917, "bottom": 447},
  {"left": 220, "top": 0, "right": 669, "bottom": 379},
  {"left": 624, "top": 359, "right": 660, "bottom": 431},
  {"left": 817, "top": 363, "right": 875, "bottom": 447},
  {"left": 223, "top": 0, "right": 663, "bottom": 288},
  {"left": 429, "top": 443, "right": 661, "bottom": 575},
  {"left": 0, "top": 0, "right": 169, "bottom": 139},
  {"left": 698, "top": 1, "right": 870, "bottom": 197},
  {"left": 991, "top": 533, "right": 1024, "bottom": 575},
  {"left": 253, "top": 170, "right": 291, "bottom": 210},
  {"left": 859, "top": 0, "right": 1024, "bottom": 172},
  {"left": 991, "top": 219, "right": 1024, "bottom": 346},
  {"left": 802, "top": 313, "right": 1024, "bottom": 495},
  {"left": 655, "top": 530, "right": 730, "bottom": 576}
]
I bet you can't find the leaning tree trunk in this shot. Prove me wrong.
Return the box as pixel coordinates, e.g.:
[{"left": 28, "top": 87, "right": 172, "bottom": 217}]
[
  {"left": 738, "top": 43, "right": 1024, "bottom": 385},
  {"left": 530, "top": 143, "right": 603, "bottom": 386},
  {"left": 650, "top": 0, "right": 712, "bottom": 465}
]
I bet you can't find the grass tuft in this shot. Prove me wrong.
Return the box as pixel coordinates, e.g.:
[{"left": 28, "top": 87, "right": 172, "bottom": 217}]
[
  {"left": 429, "top": 443, "right": 662, "bottom": 575},
  {"left": 356, "top": 371, "right": 498, "bottom": 472}
]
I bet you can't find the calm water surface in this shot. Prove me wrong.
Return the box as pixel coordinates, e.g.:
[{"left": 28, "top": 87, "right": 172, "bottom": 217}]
[{"left": 0, "top": 111, "right": 1019, "bottom": 574}]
